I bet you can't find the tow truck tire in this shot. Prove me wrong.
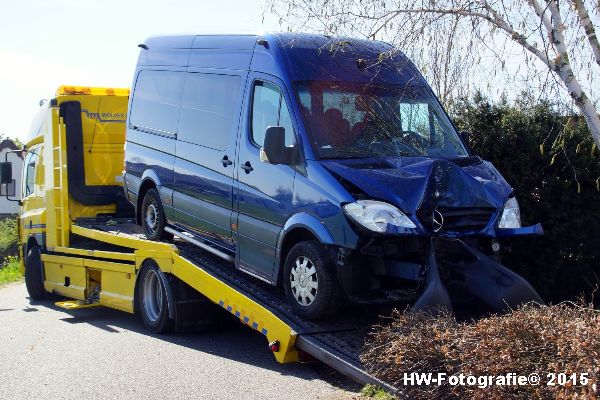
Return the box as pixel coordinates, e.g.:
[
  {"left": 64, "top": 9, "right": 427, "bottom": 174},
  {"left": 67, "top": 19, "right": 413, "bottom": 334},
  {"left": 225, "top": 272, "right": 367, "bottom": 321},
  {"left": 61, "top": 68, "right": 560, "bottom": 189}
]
[
  {"left": 283, "top": 241, "right": 341, "bottom": 320},
  {"left": 137, "top": 263, "right": 174, "bottom": 333},
  {"left": 25, "top": 246, "right": 48, "bottom": 300},
  {"left": 141, "top": 188, "right": 172, "bottom": 241}
]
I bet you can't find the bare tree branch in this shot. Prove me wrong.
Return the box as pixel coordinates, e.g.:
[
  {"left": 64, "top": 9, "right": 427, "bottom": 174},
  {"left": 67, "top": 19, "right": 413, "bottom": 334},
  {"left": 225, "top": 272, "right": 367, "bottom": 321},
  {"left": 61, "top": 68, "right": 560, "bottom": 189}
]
[
  {"left": 546, "top": 0, "right": 600, "bottom": 144},
  {"left": 572, "top": 0, "right": 600, "bottom": 67},
  {"left": 266, "top": 0, "right": 600, "bottom": 145}
]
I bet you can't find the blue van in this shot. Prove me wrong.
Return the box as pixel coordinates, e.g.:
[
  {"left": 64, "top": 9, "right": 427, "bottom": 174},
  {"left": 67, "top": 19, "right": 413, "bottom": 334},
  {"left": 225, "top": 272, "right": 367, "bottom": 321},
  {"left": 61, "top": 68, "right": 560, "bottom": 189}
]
[{"left": 124, "top": 33, "right": 543, "bottom": 319}]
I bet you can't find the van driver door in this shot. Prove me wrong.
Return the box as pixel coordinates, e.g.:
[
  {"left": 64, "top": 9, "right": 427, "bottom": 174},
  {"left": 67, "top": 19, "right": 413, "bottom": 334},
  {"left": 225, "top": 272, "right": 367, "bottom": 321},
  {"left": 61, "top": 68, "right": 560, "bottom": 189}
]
[{"left": 234, "top": 73, "right": 299, "bottom": 282}]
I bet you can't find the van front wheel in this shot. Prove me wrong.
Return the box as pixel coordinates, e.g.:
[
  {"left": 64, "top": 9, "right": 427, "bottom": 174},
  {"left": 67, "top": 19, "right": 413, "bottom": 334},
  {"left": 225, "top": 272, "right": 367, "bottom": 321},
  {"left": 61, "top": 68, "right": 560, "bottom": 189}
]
[
  {"left": 283, "top": 241, "right": 341, "bottom": 320},
  {"left": 141, "top": 188, "right": 171, "bottom": 241}
]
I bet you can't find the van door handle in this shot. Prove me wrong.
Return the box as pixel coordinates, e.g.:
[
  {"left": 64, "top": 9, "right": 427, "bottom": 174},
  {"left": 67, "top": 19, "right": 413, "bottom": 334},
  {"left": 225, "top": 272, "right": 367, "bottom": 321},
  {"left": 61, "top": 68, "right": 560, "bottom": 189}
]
[
  {"left": 240, "top": 161, "right": 253, "bottom": 173},
  {"left": 221, "top": 156, "right": 233, "bottom": 167}
]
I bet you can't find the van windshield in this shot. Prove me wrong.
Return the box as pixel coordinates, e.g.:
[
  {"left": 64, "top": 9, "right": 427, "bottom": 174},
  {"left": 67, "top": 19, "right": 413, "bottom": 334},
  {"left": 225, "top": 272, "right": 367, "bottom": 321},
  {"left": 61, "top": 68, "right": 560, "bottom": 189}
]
[{"left": 295, "top": 81, "right": 467, "bottom": 159}]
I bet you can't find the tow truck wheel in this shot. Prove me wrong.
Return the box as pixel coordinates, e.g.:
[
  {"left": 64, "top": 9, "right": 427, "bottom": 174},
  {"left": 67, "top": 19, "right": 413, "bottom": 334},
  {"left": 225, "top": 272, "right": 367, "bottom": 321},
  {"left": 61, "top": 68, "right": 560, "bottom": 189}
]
[
  {"left": 24, "top": 246, "right": 48, "bottom": 300},
  {"left": 137, "top": 263, "right": 173, "bottom": 333},
  {"left": 283, "top": 241, "right": 341, "bottom": 320},
  {"left": 141, "top": 188, "right": 171, "bottom": 241}
]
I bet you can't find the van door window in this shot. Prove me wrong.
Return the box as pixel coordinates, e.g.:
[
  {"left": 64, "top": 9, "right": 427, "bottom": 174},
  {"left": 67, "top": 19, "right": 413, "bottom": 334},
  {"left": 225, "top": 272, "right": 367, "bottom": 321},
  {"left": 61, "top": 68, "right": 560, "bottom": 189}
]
[
  {"left": 399, "top": 103, "right": 429, "bottom": 138},
  {"left": 251, "top": 81, "right": 294, "bottom": 147},
  {"left": 178, "top": 73, "right": 241, "bottom": 150},
  {"left": 129, "top": 70, "right": 184, "bottom": 135}
]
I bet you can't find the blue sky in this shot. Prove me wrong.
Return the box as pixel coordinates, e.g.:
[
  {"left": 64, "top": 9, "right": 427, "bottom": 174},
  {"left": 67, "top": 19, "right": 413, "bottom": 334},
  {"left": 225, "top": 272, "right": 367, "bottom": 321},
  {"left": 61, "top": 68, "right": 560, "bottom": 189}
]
[{"left": 0, "top": 0, "right": 280, "bottom": 142}]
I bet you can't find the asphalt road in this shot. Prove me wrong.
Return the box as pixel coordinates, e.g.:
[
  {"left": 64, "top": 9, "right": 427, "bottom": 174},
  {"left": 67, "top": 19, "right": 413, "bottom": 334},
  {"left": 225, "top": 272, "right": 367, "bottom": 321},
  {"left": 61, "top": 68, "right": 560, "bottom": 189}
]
[{"left": 0, "top": 282, "right": 360, "bottom": 400}]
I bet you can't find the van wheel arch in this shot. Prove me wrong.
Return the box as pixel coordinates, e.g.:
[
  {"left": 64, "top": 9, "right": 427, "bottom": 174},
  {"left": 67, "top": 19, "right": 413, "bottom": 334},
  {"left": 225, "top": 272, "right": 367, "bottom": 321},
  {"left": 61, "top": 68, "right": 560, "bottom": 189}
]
[
  {"left": 137, "top": 179, "right": 158, "bottom": 225},
  {"left": 277, "top": 227, "right": 319, "bottom": 286}
]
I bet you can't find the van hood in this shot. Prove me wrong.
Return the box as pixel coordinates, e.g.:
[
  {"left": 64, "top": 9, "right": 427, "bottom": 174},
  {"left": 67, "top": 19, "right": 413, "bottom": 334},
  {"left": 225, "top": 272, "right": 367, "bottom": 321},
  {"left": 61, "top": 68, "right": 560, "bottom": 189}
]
[{"left": 320, "top": 156, "right": 512, "bottom": 217}]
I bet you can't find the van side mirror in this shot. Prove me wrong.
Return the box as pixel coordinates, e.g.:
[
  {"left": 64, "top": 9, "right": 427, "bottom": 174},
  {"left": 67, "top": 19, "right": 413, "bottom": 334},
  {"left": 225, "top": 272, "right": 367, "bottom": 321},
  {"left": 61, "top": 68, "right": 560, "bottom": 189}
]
[
  {"left": 262, "top": 126, "right": 296, "bottom": 165},
  {"left": 0, "top": 162, "right": 12, "bottom": 184}
]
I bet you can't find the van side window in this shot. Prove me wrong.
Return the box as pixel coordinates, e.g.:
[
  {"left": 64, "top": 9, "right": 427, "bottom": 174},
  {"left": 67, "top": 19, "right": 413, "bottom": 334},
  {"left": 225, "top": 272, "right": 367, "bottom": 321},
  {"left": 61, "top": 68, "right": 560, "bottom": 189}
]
[
  {"left": 179, "top": 73, "right": 241, "bottom": 150},
  {"left": 251, "top": 81, "right": 294, "bottom": 147},
  {"left": 130, "top": 70, "right": 184, "bottom": 135},
  {"left": 23, "top": 152, "right": 37, "bottom": 197}
]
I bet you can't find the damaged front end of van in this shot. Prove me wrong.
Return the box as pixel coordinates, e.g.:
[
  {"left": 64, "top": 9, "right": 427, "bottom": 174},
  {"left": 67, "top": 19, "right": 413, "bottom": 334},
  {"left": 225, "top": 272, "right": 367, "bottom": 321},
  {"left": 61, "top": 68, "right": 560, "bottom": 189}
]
[
  {"left": 277, "top": 35, "right": 545, "bottom": 314},
  {"left": 322, "top": 156, "right": 544, "bottom": 314}
]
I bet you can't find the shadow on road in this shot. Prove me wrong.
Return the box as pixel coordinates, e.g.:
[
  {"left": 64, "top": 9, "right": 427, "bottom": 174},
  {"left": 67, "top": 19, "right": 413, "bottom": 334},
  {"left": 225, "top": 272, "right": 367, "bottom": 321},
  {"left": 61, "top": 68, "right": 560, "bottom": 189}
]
[{"left": 26, "top": 296, "right": 361, "bottom": 393}]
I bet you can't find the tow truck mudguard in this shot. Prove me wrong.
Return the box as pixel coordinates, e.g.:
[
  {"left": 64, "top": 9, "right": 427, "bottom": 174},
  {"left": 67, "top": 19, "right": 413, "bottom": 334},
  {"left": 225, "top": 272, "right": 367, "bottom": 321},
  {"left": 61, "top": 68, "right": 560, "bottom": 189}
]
[
  {"left": 155, "top": 267, "right": 177, "bottom": 320},
  {"left": 413, "top": 239, "right": 544, "bottom": 314}
]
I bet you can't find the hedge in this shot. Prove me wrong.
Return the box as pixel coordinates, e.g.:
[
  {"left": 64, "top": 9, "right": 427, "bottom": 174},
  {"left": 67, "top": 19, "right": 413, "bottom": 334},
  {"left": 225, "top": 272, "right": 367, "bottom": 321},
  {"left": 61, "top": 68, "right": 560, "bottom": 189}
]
[{"left": 453, "top": 94, "right": 600, "bottom": 303}]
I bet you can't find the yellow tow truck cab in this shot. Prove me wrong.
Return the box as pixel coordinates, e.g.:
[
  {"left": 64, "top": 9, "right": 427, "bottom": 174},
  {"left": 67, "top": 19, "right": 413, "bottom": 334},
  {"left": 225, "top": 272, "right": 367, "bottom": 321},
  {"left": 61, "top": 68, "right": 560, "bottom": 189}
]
[
  {"left": 19, "top": 86, "right": 130, "bottom": 287},
  {"left": 10, "top": 85, "right": 397, "bottom": 393}
]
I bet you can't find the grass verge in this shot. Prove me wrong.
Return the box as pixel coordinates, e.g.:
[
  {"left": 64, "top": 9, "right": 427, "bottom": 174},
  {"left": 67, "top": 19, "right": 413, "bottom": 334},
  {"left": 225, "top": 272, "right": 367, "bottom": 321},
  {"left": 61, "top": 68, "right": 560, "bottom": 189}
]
[
  {"left": 360, "top": 384, "right": 395, "bottom": 399},
  {"left": 0, "top": 256, "right": 22, "bottom": 284}
]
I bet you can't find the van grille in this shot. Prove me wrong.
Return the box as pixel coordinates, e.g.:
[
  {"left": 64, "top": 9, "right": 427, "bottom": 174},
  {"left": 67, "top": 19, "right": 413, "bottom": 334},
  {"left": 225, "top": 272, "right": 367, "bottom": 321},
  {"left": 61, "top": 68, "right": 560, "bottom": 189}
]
[
  {"left": 446, "top": 156, "right": 482, "bottom": 168},
  {"left": 417, "top": 207, "right": 495, "bottom": 233}
]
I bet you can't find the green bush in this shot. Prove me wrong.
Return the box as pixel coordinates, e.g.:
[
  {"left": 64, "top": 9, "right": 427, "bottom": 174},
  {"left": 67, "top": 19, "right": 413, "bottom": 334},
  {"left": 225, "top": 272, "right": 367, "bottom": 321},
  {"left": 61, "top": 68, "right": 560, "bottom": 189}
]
[
  {"left": 0, "top": 218, "right": 18, "bottom": 260},
  {"left": 453, "top": 94, "right": 600, "bottom": 302}
]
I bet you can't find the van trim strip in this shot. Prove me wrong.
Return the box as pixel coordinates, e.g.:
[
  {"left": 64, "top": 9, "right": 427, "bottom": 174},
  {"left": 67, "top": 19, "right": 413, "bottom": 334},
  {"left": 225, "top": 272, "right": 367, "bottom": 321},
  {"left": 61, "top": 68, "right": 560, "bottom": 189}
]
[{"left": 164, "top": 226, "right": 234, "bottom": 263}]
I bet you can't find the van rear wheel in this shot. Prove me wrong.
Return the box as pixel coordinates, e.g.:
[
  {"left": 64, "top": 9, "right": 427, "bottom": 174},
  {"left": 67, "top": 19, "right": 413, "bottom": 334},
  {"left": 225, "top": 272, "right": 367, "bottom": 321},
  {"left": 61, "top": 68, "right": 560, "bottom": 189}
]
[
  {"left": 283, "top": 241, "right": 341, "bottom": 320},
  {"left": 141, "top": 188, "right": 171, "bottom": 241}
]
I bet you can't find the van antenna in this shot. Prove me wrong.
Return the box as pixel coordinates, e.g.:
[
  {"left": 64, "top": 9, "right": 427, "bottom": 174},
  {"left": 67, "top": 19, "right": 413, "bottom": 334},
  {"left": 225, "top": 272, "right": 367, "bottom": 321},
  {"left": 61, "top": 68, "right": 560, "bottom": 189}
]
[{"left": 138, "top": 44, "right": 149, "bottom": 50}]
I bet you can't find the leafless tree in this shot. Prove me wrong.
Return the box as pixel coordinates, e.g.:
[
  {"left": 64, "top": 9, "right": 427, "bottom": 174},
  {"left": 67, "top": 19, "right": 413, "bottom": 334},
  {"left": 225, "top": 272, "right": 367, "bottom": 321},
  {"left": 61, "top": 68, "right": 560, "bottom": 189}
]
[{"left": 266, "top": 0, "right": 600, "bottom": 147}]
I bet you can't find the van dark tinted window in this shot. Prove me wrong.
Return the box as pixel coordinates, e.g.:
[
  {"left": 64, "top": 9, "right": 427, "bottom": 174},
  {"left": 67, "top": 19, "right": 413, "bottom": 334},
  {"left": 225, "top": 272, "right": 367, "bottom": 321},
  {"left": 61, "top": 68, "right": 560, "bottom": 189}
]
[
  {"left": 130, "top": 70, "right": 184, "bottom": 135},
  {"left": 251, "top": 81, "right": 294, "bottom": 147},
  {"left": 178, "top": 73, "right": 241, "bottom": 150}
]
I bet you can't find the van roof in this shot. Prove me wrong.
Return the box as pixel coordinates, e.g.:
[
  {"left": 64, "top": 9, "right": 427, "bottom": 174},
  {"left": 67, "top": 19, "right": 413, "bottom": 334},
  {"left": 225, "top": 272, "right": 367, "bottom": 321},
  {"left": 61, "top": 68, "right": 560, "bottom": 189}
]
[
  {"left": 138, "top": 33, "right": 424, "bottom": 86},
  {"left": 140, "top": 32, "right": 392, "bottom": 51}
]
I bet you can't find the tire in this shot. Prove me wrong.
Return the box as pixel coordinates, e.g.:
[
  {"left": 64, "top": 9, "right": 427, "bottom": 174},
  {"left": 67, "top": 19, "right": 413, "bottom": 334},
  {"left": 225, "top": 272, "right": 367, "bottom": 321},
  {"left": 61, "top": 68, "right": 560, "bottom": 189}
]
[
  {"left": 136, "top": 262, "right": 174, "bottom": 333},
  {"left": 24, "top": 246, "right": 48, "bottom": 300},
  {"left": 283, "top": 241, "right": 341, "bottom": 320},
  {"left": 141, "top": 188, "right": 172, "bottom": 241}
]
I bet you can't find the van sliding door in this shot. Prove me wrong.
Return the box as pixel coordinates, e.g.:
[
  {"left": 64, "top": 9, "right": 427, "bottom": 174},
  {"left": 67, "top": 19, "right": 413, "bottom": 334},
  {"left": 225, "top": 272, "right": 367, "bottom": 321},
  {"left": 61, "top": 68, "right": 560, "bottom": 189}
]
[{"left": 172, "top": 72, "right": 246, "bottom": 251}]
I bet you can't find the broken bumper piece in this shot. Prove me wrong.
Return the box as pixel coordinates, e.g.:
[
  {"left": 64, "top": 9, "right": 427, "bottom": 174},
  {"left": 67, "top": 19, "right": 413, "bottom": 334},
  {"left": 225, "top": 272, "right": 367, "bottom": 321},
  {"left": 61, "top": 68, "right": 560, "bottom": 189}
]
[
  {"left": 412, "top": 238, "right": 544, "bottom": 314},
  {"left": 495, "top": 223, "right": 544, "bottom": 237}
]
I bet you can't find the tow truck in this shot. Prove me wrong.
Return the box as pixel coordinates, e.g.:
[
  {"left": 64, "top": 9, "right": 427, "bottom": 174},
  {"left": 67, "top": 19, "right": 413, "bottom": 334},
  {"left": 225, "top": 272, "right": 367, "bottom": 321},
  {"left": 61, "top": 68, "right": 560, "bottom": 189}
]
[{"left": 5, "top": 86, "right": 401, "bottom": 393}]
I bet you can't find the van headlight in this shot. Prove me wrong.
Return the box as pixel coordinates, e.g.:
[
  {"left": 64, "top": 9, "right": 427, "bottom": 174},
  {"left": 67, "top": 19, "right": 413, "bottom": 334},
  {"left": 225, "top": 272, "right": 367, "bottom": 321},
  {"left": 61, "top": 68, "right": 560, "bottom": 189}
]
[
  {"left": 498, "top": 197, "right": 521, "bottom": 228},
  {"left": 343, "top": 200, "right": 416, "bottom": 233}
]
